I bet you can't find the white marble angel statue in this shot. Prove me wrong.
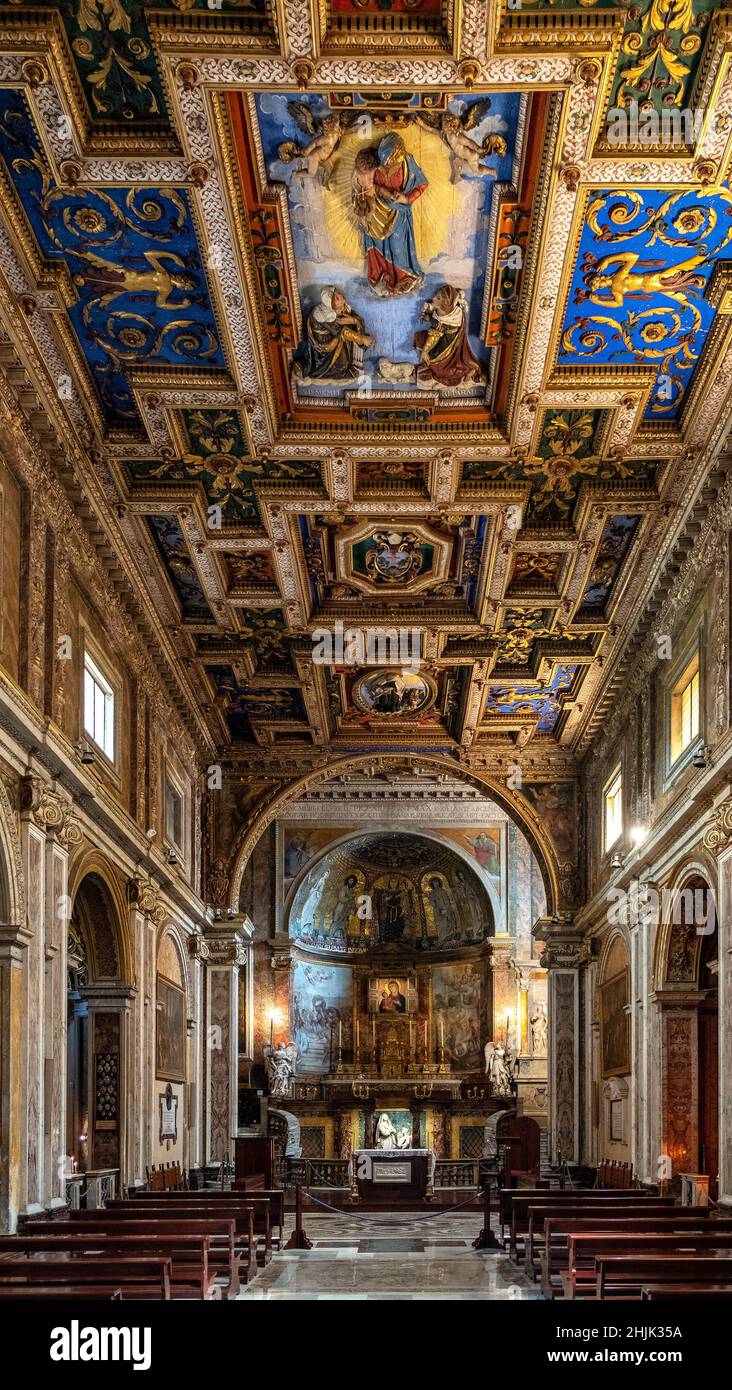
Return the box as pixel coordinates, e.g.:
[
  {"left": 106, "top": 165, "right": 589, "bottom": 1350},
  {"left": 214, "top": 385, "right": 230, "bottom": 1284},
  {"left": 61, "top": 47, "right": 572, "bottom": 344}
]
[
  {"left": 264, "top": 1040, "right": 298, "bottom": 1097},
  {"left": 484, "top": 1040, "right": 514, "bottom": 1097},
  {"left": 374, "top": 1112, "right": 397, "bottom": 1149}
]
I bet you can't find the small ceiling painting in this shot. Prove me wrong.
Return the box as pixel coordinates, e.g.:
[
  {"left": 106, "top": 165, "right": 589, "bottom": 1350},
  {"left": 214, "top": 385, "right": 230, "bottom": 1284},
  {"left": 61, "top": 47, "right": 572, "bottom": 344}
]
[{"left": 352, "top": 667, "right": 437, "bottom": 717}]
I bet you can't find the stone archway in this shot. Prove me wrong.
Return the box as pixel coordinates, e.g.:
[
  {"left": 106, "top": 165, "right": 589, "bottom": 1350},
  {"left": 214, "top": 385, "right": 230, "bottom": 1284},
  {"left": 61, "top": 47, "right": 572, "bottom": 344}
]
[
  {"left": 225, "top": 752, "right": 568, "bottom": 920},
  {"left": 67, "top": 869, "right": 132, "bottom": 1180},
  {"left": 653, "top": 870, "right": 718, "bottom": 1193}
]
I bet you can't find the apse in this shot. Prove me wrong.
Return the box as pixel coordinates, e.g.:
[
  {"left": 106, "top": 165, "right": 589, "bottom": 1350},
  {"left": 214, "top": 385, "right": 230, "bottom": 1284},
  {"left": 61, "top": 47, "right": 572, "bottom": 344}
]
[{"left": 286, "top": 830, "right": 494, "bottom": 954}]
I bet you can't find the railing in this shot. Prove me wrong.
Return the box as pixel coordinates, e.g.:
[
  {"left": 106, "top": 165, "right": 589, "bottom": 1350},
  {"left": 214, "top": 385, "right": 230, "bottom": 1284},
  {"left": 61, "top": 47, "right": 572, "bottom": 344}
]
[
  {"left": 86, "top": 1168, "right": 119, "bottom": 1208},
  {"left": 286, "top": 1156, "right": 498, "bottom": 1191},
  {"left": 286, "top": 1157, "right": 349, "bottom": 1189}
]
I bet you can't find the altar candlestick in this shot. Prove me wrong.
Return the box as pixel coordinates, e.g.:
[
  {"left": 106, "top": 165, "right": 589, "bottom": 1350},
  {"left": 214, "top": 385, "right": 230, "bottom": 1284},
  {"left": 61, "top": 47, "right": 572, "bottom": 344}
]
[{"left": 440, "top": 1018, "right": 445, "bottom": 1049}]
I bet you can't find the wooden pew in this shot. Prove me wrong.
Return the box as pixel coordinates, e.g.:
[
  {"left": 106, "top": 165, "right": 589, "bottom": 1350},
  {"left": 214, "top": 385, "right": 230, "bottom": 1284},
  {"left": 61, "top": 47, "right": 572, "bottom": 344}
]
[
  {"left": 539, "top": 1215, "right": 732, "bottom": 1297},
  {"left": 642, "top": 1284, "right": 732, "bottom": 1301},
  {"left": 3, "top": 1227, "right": 230, "bottom": 1300},
  {"left": 498, "top": 1186, "right": 655, "bottom": 1240},
  {"left": 0, "top": 1286, "right": 123, "bottom": 1300},
  {"left": 563, "top": 1236, "right": 732, "bottom": 1299},
  {"left": 596, "top": 1255, "right": 732, "bottom": 1300},
  {"left": 0, "top": 1256, "right": 171, "bottom": 1300},
  {"left": 524, "top": 1201, "right": 692, "bottom": 1277},
  {"left": 106, "top": 1195, "right": 272, "bottom": 1260},
  {"left": 132, "top": 1187, "right": 285, "bottom": 1245},
  {"left": 508, "top": 1196, "right": 675, "bottom": 1263}
]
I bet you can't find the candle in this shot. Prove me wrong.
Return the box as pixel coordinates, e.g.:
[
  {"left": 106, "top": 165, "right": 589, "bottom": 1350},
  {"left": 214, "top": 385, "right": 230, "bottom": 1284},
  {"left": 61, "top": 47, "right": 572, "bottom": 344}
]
[
  {"left": 338, "top": 1018, "right": 343, "bottom": 1049},
  {"left": 372, "top": 1017, "right": 376, "bottom": 1052},
  {"left": 440, "top": 1018, "right": 445, "bottom": 1048},
  {"left": 356, "top": 1019, "right": 360, "bottom": 1053},
  {"left": 424, "top": 1019, "right": 428, "bottom": 1054},
  {"left": 270, "top": 1013, "right": 274, "bottom": 1046}
]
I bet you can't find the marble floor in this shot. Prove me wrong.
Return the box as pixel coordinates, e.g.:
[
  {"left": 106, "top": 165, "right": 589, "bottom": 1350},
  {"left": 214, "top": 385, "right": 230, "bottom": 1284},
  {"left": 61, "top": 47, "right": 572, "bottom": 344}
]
[{"left": 239, "top": 1211, "right": 541, "bottom": 1301}]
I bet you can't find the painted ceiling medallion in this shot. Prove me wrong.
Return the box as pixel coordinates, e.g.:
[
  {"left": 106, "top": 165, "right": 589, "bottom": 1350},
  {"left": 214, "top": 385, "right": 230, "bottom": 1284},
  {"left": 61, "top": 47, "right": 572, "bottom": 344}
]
[
  {"left": 367, "top": 530, "right": 424, "bottom": 583},
  {"left": 352, "top": 668, "right": 437, "bottom": 717}
]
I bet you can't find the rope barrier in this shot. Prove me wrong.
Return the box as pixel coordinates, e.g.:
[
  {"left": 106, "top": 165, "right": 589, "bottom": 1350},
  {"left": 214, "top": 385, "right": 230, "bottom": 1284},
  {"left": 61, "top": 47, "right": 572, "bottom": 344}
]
[{"left": 301, "top": 1187, "right": 484, "bottom": 1225}]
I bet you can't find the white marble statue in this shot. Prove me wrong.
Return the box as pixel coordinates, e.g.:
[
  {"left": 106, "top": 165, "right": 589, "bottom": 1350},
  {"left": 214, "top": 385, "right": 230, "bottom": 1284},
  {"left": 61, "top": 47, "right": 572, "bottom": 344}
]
[
  {"left": 484, "top": 1041, "right": 514, "bottom": 1097},
  {"left": 263, "top": 1040, "right": 298, "bottom": 1097},
  {"left": 396, "top": 1126, "right": 411, "bottom": 1150},
  {"left": 374, "top": 1112, "right": 398, "bottom": 1149},
  {"left": 530, "top": 1003, "right": 548, "bottom": 1055}
]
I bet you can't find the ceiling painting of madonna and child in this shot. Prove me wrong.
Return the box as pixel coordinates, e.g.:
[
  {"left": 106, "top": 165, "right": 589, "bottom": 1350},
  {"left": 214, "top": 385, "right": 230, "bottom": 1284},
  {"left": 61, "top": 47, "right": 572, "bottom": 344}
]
[{"left": 238, "top": 89, "right": 541, "bottom": 417}]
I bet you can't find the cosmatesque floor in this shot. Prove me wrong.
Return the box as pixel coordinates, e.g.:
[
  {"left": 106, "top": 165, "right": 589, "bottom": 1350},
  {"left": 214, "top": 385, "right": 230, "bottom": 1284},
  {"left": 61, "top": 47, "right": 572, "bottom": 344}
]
[{"left": 238, "top": 1210, "right": 540, "bottom": 1301}]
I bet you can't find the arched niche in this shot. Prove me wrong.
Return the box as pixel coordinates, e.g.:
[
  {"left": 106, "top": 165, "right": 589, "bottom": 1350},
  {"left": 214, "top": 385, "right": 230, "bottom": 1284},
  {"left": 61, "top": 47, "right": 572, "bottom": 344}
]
[
  {"left": 596, "top": 932, "right": 631, "bottom": 1159},
  {"left": 154, "top": 927, "right": 189, "bottom": 1165},
  {"left": 652, "top": 865, "right": 719, "bottom": 1191},
  {"left": 66, "top": 868, "right": 132, "bottom": 1178}
]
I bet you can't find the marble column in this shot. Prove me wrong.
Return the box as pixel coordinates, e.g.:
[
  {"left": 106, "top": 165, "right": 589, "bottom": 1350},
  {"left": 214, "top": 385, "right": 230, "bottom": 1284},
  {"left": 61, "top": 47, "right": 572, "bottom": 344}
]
[
  {"left": 535, "top": 919, "right": 588, "bottom": 1167},
  {"left": 187, "top": 934, "right": 209, "bottom": 1173},
  {"left": 204, "top": 919, "right": 252, "bottom": 1163},
  {"left": 0, "top": 921, "right": 32, "bottom": 1232},
  {"left": 18, "top": 776, "right": 80, "bottom": 1214},
  {"left": 126, "top": 876, "right": 165, "bottom": 1189},
  {"left": 714, "top": 838, "right": 732, "bottom": 1206}
]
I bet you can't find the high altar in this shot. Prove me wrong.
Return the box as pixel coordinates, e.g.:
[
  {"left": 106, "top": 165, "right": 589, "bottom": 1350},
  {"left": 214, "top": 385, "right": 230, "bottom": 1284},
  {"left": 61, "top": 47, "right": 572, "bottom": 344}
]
[{"left": 257, "top": 829, "right": 549, "bottom": 1168}]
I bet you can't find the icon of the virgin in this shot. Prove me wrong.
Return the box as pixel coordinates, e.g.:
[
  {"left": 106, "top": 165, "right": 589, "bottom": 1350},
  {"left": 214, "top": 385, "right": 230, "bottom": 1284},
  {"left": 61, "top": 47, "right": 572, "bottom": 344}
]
[{"left": 351, "top": 133, "right": 427, "bottom": 298}]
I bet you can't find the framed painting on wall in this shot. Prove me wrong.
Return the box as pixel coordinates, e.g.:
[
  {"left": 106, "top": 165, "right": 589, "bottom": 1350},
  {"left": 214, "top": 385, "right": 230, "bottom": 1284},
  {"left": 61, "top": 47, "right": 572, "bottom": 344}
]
[
  {"left": 599, "top": 968, "right": 630, "bottom": 1078},
  {"left": 156, "top": 976, "right": 186, "bottom": 1082}
]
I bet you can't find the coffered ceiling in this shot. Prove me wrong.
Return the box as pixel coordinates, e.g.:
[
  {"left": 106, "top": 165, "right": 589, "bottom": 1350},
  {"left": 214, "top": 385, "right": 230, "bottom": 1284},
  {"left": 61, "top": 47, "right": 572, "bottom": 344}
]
[{"left": 1, "top": 0, "right": 732, "bottom": 775}]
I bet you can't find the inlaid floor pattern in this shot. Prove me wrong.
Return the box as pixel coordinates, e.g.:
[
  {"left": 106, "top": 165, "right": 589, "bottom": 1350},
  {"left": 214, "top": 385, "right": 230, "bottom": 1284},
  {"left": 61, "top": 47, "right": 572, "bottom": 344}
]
[{"left": 238, "top": 1212, "right": 540, "bottom": 1300}]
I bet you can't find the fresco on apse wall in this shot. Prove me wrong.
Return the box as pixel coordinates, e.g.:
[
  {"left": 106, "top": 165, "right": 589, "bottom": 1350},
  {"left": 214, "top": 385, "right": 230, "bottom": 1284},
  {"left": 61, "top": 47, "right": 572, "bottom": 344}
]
[
  {"left": 287, "top": 832, "right": 492, "bottom": 953},
  {"left": 291, "top": 961, "right": 353, "bottom": 1072},
  {"left": 283, "top": 826, "right": 355, "bottom": 894},
  {"left": 559, "top": 187, "right": 732, "bottom": 419},
  {"left": 523, "top": 783, "right": 577, "bottom": 862},
  {"left": 256, "top": 92, "right": 522, "bottom": 401},
  {"left": 438, "top": 826, "right": 503, "bottom": 902},
  {"left": 431, "top": 962, "right": 484, "bottom": 1069}
]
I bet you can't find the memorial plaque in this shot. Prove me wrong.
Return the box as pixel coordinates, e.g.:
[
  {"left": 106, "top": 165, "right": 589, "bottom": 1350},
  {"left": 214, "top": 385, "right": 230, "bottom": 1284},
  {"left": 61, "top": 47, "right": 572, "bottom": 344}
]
[{"left": 373, "top": 1161, "right": 412, "bottom": 1184}]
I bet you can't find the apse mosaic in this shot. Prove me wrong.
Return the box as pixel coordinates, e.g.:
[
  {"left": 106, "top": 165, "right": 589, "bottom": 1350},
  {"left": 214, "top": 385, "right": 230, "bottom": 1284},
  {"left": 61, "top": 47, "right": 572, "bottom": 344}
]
[
  {"left": 559, "top": 187, "right": 732, "bottom": 418},
  {"left": 253, "top": 91, "right": 524, "bottom": 405},
  {"left": 287, "top": 832, "right": 492, "bottom": 954},
  {"left": 0, "top": 90, "right": 224, "bottom": 424}
]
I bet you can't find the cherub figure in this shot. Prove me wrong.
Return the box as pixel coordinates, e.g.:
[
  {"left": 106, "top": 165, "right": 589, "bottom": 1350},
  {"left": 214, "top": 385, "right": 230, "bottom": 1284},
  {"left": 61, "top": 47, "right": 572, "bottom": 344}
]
[
  {"left": 418, "top": 100, "right": 507, "bottom": 184},
  {"left": 277, "top": 102, "right": 362, "bottom": 184}
]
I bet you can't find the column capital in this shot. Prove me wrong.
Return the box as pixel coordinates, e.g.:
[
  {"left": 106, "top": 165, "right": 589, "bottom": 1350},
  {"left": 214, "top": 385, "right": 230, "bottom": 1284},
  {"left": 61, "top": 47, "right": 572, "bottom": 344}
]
[
  {"left": 19, "top": 775, "right": 81, "bottom": 848},
  {"left": 126, "top": 875, "right": 166, "bottom": 925},
  {"left": 203, "top": 921, "right": 251, "bottom": 967},
  {"left": 703, "top": 798, "right": 732, "bottom": 856},
  {"left": 270, "top": 934, "right": 293, "bottom": 971},
  {"left": 534, "top": 917, "right": 595, "bottom": 970}
]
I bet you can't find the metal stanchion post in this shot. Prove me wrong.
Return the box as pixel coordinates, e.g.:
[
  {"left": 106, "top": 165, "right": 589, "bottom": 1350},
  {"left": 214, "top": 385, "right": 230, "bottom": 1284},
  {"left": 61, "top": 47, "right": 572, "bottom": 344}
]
[
  {"left": 472, "top": 1177, "right": 500, "bottom": 1250},
  {"left": 285, "top": 1179, "right": 313, "bottom": 1250}
]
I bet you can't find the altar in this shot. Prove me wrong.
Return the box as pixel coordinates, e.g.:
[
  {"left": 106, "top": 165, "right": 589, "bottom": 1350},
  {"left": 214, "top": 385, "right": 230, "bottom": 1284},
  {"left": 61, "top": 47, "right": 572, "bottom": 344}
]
[{"left": 350, "top": 1148, "right": 435, "bottom": 1205}]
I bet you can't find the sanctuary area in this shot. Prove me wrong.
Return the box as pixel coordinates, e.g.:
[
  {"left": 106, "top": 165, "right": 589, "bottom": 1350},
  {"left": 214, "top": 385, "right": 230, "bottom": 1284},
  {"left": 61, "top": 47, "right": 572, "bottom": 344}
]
[{"left": 0, "top": 0, "right": 730, "bottom": 1324}]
